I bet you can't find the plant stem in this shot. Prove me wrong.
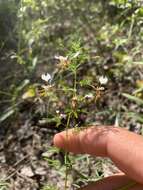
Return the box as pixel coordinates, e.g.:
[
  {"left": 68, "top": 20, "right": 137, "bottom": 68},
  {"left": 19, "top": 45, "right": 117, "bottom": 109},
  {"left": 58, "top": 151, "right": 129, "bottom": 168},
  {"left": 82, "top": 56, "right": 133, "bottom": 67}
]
[
  {"left": 64, "top": 112, "right": 72, "bottom": 190},
  {"left": 74, "top": 71, "right": 77, "bottom": 97},
  {"left": 65, "top": 67, "right": 77, "bottom": 190}
]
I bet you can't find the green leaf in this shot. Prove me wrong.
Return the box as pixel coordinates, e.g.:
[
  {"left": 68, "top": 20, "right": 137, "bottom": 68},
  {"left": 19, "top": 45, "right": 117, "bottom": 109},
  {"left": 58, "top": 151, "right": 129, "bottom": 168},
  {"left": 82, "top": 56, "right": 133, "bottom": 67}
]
[
  {"left": 0, "top": 181, "right": 9, "bottom": 190},
  {"left": 80, "top": 78, "right": 92, "bottom": 87},
  {"left": 0, "top": 108, "right": 15, "bottom": 123},
  {"left": 41, "top": 184, "right": 58, "bottom": 190},
  {"left": 73, "top": 111, "right": 78, "bottom": 119},
  {"left": 22, "top": 86, "right": 36, "bottom": 99},
  {"left": 122, "top": 93, "right": 143, "bottom": 105},
  {"left": 126, "top": 112, "right": 143, "bottom": 123}
]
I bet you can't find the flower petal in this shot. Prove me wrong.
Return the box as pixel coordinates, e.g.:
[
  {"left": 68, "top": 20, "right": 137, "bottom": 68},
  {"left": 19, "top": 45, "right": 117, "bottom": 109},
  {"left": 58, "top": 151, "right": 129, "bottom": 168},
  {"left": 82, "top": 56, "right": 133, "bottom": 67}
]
[
  {"left": 99, "top": 76, "right": 108, "bottom": 85},
  {"left": 41, "top": 73, "right": 51, "bottom": 82}
]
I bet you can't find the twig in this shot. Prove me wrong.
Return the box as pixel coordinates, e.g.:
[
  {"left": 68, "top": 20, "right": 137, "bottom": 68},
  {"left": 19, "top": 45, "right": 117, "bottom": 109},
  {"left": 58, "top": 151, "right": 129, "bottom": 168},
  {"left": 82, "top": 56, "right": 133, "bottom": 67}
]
[{"left": 3, "top": 155, "right": 29, "bottom": 181}]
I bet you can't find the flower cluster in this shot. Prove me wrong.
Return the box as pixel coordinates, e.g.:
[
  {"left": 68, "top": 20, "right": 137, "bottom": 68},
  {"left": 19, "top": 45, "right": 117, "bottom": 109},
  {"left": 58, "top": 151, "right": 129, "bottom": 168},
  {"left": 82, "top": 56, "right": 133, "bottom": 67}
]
[{"left": 55, "top": 55, "right": 70, "bottom": 70}]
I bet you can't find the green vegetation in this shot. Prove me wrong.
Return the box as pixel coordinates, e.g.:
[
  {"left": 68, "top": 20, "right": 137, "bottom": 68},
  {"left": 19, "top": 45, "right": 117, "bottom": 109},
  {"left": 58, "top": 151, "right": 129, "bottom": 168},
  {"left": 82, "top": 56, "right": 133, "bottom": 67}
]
[
  {"left": 41, "top": 185, "right": 59, "bottom": 190},
  {"left": 0, "top": 182, "right": 9, "bottom": 190}
]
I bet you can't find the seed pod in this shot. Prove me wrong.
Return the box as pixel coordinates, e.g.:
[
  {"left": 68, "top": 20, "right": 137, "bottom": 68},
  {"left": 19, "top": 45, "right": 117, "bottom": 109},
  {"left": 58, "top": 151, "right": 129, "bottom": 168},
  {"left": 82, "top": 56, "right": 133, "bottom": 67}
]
[{"left": 71, "top": 96, "right": 78, "bottom": 109}]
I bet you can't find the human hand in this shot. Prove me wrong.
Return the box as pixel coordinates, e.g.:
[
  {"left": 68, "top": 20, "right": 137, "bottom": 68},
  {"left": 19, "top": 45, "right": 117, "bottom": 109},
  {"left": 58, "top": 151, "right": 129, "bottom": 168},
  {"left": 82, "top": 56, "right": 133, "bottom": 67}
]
[{"left": 54, "top": 126, "right": 143, "bottom": 190}]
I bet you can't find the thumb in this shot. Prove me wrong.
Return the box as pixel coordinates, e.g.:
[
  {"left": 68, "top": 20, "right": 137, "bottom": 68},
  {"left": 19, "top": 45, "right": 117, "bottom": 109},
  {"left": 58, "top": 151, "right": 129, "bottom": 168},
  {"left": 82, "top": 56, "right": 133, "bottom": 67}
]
[{"left": 53, "top": 126, "right": 112, "bottom": 157}]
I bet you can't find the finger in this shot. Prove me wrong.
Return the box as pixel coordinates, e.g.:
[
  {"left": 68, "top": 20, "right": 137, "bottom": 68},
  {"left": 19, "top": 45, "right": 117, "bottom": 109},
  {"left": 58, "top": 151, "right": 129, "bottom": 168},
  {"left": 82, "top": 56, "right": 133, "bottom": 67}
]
[
  {"left": 79, "top": 174, "right": 135, "bottom": 190},
  {"left": 54, "top": 127, "right": 143, "bottom": 185},
  {"left": 129, "top": 184, "right": 143, "bottom": 190},
  {"left": 54, "top": 126, "right": 113, "bottom": 156}
]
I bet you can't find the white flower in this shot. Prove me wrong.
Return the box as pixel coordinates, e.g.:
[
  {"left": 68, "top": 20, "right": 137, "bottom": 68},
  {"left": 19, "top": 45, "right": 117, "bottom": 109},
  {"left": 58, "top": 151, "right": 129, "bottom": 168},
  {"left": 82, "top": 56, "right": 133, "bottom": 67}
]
[
  {"left": 56, "top": 110, "right": 60, "bottom": 114},
  {"left": 54, "top": 55, "right": 68, "bottom": 61},
  {"left": 41, "top": 73, "right": 52, "bottom": 83},
  {"left": 60, "top": 113, "right": 67, "bottom": 119},
  {"left": 99, "top": 76, "right": 108, "bottom": 85},
  {"left": 85, "top": 93, "right": 94, "bottom": 99}
]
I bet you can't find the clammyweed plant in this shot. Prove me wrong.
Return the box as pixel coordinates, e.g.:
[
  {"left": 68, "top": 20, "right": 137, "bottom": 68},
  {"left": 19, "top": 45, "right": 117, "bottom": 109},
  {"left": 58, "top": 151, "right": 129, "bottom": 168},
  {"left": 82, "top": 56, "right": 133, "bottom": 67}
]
[
  {"left": 40, "top": 38, "right": 138, "bottom": 190},
  {"left": 39, "top": 40, "right": 109, "bottom": 190}
]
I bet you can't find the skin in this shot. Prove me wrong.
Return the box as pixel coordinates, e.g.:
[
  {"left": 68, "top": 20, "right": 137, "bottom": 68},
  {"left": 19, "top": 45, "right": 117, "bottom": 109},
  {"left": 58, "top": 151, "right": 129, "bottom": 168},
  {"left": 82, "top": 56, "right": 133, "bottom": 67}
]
[{"left": 53, "top": 126, "right": 143, "bottom": 190}]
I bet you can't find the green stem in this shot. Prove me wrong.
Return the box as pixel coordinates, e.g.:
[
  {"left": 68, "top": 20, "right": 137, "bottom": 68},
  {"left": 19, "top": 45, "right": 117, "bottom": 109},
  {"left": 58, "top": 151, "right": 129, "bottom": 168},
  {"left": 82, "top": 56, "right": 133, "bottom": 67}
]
[
  {"left": 64, "top": 112, "right": 72, "bottom": 190},
  {"left": 64, "top": 69, "right": 77, "bottom": 190},
  {"left": 74, "top": 71, "right": 77, "bottom": 97},
  {"left": 128, "top": 14, "right": 135, "bottom": 40}
]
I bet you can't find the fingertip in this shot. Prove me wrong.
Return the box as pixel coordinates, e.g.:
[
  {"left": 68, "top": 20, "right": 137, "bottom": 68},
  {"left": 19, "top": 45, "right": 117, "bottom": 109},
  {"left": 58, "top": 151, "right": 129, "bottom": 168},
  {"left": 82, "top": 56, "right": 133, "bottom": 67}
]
[{"left": 53, "top": 133, "right": 65, "bottom": 148}]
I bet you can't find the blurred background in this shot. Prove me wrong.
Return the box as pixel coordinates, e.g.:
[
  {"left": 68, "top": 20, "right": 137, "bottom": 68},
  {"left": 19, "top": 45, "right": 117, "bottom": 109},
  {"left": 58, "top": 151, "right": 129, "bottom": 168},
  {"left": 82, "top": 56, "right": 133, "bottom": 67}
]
[{"left": 0, "top": 0, "right": 143, "bottom": 189}]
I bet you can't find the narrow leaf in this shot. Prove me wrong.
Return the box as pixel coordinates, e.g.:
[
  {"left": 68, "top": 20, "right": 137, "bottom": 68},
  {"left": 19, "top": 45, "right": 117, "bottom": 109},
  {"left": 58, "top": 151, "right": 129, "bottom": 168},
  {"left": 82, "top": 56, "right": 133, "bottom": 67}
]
[{"left": 122, "top": 93, "right": 143, "bottom": 105}]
